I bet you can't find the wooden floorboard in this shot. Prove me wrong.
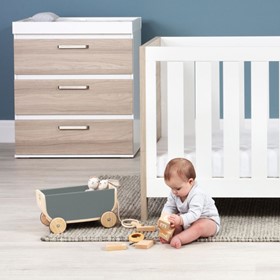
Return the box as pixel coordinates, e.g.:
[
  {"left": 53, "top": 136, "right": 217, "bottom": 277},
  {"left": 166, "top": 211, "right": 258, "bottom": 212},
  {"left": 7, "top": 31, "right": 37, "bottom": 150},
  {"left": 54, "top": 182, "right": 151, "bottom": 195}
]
[{"left": 1, "top": 144, "right": 280, "bottom": 280}]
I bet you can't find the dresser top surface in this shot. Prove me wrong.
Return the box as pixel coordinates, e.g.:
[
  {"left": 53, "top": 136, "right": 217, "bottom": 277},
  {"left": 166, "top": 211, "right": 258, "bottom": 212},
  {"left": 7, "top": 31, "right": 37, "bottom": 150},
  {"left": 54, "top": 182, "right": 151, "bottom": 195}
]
[{"left": 13, "top": 17, "right": 141, "bottom": 35}]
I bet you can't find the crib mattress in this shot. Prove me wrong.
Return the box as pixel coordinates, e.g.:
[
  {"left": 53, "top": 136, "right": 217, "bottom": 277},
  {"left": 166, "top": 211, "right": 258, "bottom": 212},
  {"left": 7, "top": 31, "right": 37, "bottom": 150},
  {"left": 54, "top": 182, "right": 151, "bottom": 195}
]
[{"left": 157, "top": 122, "right": 279, "bottom": 178}]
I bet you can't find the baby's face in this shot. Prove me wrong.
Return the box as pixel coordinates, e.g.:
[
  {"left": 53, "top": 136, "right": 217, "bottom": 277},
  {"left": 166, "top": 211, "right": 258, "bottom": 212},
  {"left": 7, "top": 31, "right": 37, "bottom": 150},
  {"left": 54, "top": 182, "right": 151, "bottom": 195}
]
[{"left": 165, "top": 175, "right": 193, "bottom": 199}]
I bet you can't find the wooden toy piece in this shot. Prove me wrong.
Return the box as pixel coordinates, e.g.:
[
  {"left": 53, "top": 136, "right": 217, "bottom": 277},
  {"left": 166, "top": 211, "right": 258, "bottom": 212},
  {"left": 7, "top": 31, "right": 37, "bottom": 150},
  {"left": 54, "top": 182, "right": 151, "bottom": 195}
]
[
  {"left": 158, "top": 216, "right": 172, "bottom": 230},
  {"left": 104, "top": 243, "right": 128, "bottom": 251},
  {"left": 49, "top": 217, "right": 67, "bottom": 234},
  {"left": 128, "top": 232, "right": 145, "bottom": 243},
  {"left": 100, "top": 211, "right": 118, "bottom": 228},
  {"left": 158, "top": 228, "right": 175, "bottom": 242},
  {"left": 136, "top": 225, "right": 156, "bottom": 232},
  {"left": 134, "top": 240, "right": 154, "bottom": 249},
  {"left": 36, "top": 185, "right": 118, "bottom": 233},
  {"left": 158, "top": 216, "right": 175, "bottom": 242},
  {"left": 40, "top": 213, "right": 50, "bottom": 226}
]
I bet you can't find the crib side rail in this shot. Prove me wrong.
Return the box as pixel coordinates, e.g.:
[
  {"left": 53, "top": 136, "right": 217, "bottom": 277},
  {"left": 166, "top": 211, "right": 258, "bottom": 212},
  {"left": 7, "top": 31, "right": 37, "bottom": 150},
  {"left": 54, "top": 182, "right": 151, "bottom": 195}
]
[{"left": 141, "top": 37, "right": 280, "bottom": 219}]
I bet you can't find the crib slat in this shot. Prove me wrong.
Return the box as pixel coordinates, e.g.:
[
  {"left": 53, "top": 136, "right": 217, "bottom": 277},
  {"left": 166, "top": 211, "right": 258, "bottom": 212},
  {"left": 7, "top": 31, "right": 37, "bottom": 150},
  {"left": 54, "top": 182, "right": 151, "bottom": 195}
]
[
  {"left": 223, "top": 62, "right": 243, "bottom": 178},
  {"left": 167, "top": 62, "right": 185, "bottom": 159},
  {"left": 145, "top": 60, "right": 158, "bottom": 184},
  {"left": 195, "top": 62, "right": 212, "bottom": 178},
  {"left": 240, "top": 63, "right": 245, "bottom": 130},
  {"left": 184, "top": 62, "right": 195, "bottom": 139},
  {"left": 211, "top": 62, "right": 220, "bottom": 134},
  {"left": 251, "top": 62, "right": 269, "bottom": 179}
]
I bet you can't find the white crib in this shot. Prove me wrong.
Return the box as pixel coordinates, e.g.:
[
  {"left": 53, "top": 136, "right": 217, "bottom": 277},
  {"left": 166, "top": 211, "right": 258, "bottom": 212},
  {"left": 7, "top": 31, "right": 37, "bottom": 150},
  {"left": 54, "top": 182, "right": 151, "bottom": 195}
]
[{"left": 140, "top": 36, "right": 280, "bottom": 220}]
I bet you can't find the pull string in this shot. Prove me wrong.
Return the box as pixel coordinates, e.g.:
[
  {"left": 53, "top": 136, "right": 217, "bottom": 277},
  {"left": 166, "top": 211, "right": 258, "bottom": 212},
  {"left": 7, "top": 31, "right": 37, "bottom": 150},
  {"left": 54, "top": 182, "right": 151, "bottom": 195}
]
[{"left": 116, "top": 200, "right": 141, "bottom": 228}]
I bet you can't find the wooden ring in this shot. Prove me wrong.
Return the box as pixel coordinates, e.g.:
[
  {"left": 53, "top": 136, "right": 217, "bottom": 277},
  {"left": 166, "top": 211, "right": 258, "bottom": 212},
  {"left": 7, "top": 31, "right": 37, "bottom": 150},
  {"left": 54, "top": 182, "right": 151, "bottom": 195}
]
[{"left": 128, "top": 232, "right": 144, "bottom": 243}]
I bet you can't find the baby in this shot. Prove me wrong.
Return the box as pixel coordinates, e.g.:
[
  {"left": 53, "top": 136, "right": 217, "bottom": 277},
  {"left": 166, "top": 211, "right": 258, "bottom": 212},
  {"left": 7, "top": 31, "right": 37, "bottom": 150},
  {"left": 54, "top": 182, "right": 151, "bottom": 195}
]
[{"left": 159, "top": 158, "right": 220, "bottom": 248}]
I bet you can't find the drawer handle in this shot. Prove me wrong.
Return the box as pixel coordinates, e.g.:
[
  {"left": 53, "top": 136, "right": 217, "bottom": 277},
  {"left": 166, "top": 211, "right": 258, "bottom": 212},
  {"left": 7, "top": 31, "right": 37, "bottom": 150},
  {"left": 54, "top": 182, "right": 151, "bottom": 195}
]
[
  {"left": 57, "top": 45, "right": 89, "bottom": 49},
  {"left": 58, "top": 125, "right": 89, "bottom": 131},
  {"left": 58, "top": 86, "right": 90, "bottom": 90}
]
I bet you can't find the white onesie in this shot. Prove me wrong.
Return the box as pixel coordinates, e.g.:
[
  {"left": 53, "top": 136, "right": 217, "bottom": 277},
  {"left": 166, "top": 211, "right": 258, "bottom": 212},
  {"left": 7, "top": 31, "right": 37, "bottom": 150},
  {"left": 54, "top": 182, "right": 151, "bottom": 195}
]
[{"left": 162, "top": 182, "right": 220, "bottom": 231}]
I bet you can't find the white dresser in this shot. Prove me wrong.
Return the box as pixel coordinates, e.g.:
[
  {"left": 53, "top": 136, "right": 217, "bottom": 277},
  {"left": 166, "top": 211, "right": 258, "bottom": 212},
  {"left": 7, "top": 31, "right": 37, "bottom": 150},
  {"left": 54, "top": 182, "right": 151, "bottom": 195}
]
[{"left": 12, "top": 17, "right": 141, "bottom": 158}]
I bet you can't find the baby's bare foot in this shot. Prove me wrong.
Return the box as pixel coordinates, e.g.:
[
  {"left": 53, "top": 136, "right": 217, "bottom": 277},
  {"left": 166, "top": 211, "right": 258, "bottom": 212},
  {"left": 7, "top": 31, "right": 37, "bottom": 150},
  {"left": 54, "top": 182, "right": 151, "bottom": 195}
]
[
  {"left": 170, "top": 236, "right": 182, "bottom": 249},
  {"left": 159, "top": 237, "right": 169, "bottom": 244}
]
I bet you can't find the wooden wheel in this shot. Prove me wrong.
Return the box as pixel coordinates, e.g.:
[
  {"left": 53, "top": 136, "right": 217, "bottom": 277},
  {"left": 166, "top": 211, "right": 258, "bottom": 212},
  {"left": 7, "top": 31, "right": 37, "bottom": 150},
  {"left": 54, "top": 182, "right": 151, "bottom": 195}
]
[
  {"left": 40, "top": 213, "right": 50, "bottom": 226},
  {"left": 100, "top": 211, "right": 117, "bottom": 228},
  {"left": 49, "top": 217, "right": 67, "bottom": 234}
]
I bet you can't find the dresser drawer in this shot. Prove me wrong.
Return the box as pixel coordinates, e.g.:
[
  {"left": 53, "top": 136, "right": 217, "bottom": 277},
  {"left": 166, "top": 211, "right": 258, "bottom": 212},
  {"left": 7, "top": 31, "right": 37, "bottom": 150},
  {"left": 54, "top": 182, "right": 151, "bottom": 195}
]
[
  {"left": 15, "top": 79, "right": 133, "bottom": 115},
  {"left": 14, "top": 39, "right": 132, "bottom": 75},
  {"left": 15, "top": 120, "right": 133, "bottom": 155}
]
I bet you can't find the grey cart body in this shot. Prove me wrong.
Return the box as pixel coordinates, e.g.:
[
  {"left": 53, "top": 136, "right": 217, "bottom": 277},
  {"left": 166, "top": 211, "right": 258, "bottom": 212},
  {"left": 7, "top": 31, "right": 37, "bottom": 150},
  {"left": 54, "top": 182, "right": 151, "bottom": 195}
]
[{"left": 36, "top": 185, "right": 118, "bottom": 233}]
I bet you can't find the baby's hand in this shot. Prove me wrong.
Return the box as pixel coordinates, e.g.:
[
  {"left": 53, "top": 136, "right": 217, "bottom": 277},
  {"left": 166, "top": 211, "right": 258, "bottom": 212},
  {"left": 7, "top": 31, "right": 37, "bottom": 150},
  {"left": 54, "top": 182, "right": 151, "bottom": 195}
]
[{"left": 168, "top": 214, "right": 181, "bottom": 227}]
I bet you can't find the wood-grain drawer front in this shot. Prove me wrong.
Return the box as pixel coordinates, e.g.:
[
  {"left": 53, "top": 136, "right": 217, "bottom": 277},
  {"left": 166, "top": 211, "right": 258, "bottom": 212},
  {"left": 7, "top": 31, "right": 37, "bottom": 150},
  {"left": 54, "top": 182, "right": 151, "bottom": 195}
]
[
  {"left": 15, "top": 120, "right": 133, "bottom": 155},
  {"left": 14, "top": 39, "right": 132, "bottom": 75},
  {"left": 15, "top": 79, "right": 133, "bottom": 115}
]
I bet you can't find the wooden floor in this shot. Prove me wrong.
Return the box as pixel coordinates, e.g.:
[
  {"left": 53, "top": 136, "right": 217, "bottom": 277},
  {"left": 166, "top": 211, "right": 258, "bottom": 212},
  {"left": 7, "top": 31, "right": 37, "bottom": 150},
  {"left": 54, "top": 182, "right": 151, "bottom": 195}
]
[{"left": 1, "top": 143, "right": 280, "bottom": 280}]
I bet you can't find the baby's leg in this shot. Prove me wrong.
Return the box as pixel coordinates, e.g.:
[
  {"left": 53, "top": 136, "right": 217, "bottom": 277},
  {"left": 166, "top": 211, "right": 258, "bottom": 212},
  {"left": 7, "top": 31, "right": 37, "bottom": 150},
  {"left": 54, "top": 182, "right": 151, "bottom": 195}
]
[{"left": 170, "top": 218, "right": 217, "bottom": 249}]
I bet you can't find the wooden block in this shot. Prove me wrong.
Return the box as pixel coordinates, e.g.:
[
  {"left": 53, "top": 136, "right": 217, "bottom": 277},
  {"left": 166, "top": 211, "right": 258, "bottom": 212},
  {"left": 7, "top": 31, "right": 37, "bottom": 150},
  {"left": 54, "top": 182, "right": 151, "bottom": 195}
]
[
  {"left": 134, "top": 240, "right": 154, "bottom": 249},
  {"left": 104, "top": 243, "right": 128, "bottom": 251},
  {"left": 158, "top": 228, "right": 175, "bottom": 242},
  {"left": 136, "top": 225, "right": 156, "bottom": 232},
  {"left": 158, "top": 217, "right": 172, "bottom": 231}
]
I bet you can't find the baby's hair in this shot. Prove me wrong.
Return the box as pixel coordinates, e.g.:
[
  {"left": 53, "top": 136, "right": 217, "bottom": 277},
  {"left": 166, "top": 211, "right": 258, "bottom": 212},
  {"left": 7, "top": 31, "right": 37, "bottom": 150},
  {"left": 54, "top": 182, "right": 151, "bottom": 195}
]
[{"left": 164, "top": 158, "right": 196, "bottom": 182}]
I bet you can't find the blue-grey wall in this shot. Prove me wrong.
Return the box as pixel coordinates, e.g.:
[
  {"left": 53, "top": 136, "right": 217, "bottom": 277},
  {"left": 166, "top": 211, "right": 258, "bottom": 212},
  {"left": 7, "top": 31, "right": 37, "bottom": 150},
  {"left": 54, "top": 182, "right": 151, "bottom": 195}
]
[{"left": 1, "top": 0, "right": 280, "bottom": 120}]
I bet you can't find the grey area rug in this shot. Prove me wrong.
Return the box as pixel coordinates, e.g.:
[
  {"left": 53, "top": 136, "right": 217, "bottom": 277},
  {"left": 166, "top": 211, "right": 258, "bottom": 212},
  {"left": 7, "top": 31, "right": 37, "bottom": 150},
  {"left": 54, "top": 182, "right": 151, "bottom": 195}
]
[{"left": 41, "top": 175, "right": 280, "bottom": 242}]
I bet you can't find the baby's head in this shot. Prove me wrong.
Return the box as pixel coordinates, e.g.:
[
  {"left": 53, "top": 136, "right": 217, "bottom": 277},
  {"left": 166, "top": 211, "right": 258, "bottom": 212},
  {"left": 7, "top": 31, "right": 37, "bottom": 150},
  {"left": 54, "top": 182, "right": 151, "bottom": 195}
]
[{"left": 164, "top": 158, "right": 196, "bottom": 182}]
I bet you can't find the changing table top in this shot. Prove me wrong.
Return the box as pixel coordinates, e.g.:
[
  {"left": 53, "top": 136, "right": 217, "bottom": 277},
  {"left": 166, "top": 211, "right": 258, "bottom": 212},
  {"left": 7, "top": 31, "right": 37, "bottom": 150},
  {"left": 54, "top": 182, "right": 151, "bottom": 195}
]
[{"left": 12, "top": 17, "right": 142, "bottom": 35}]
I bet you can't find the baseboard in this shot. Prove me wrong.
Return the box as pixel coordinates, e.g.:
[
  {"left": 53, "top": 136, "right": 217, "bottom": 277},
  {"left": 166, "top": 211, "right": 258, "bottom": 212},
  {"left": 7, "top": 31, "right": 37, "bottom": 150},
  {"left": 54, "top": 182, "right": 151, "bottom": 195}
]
[{"left": 0, "top": 120, "right": 15, "bottom": 143}]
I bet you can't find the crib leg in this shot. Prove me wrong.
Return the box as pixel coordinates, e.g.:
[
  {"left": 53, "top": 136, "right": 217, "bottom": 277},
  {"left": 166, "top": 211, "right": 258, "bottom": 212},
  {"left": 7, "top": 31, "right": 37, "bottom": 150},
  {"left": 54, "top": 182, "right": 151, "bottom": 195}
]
[
  {"left": 140, "top": 166, "right": 148, "bottom": 220},
  {"left": 141, "top": 197, "right": 148, "bottom": 221}
]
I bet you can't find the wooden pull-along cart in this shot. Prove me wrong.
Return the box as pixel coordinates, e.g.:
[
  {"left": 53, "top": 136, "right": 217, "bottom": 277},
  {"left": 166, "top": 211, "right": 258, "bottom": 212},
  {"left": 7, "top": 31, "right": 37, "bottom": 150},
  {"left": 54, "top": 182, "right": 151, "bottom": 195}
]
[{"left": 36, "top": 182, "right": 119, "bottom": 234}]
